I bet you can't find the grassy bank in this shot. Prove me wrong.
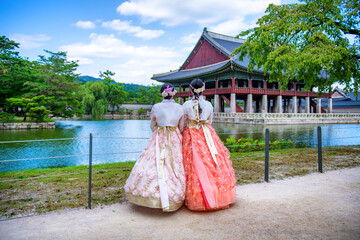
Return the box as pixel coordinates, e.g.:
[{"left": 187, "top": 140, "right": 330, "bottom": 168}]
[{"left": 0, "top": 146, "right": 359, "bottom": 218}]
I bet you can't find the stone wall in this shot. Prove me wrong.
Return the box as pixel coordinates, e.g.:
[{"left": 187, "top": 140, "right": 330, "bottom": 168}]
[
  {"left": 213, "top": 113, "right": 360, "bottom": 125},
  {"left": 65, "top": 113, "right": 151, "bottom": 120},
  {"left": 0, "top": 122, "right": 56, "bottom": 130}
]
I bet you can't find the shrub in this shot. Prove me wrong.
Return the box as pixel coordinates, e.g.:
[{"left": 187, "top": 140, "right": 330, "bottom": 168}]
[
  {"left": 224, "top": 137, "right": 293, "bottom": 153},
  {"left": 137, "top": 108, "right": 148, "bottom": 115},
  {"left": 0, "top": 112, "right": 15, "bottom": 122}
]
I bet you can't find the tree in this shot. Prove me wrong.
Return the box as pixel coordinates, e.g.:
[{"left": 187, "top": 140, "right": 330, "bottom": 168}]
[
  {"left": 99, "top": 70, "right": 126, "bottom": 114},
  {"left": 6, "top": 95, "right": 53, "bottom": 122},
  {"left": 0, "top": 36, "right": 36, "bottom": 107},
  {"left": 232, "top": 0, "right": 360, "bottom": 96},
  {"left": 137, "top": 84, "right": 162, "bottom": 104},
  {"left": 25, "top": 50, "right": 84, "bottom": 118},
  {"left": 80, "top": 81, "right": 108, "bottom": 119}
]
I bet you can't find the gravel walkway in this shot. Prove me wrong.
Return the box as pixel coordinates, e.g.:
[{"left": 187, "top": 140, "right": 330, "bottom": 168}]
[{"left": 1, "top": 167, "right": 359, "bottom": 240}]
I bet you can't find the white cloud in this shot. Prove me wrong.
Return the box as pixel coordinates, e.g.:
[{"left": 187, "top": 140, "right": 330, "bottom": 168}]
[
  {"left": 60, "top": 33, "right": 183, "bottom": 85},
  {"left": 180, "top": 46, "right": 194, "bottom": 53},
  {"left": 180, "top": 32, "right": 201, "bottom": 44},
  {"left": 10, "top": 34, "right": 51, "bottom": 49},
  {"left": 209, "top": 16, "right": 258, "bottom": 36},
  {"left": 60, "top": 33, "right": 180, "bottom": 59},
  {"left": 68, "top": 57, "right": 94, "bottom": 65},
  {"left": 75, "top": 20, "right": 96, "bottom": 29},
  {"left": 117, "top": 0, "right": 281, "bottom": 27},
  {"left": 102, "top": 19, "right": 164, "bottom": 40}
]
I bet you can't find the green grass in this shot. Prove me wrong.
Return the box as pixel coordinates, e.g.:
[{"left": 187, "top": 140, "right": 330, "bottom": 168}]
[{"left": 0, "top": 146, "right": 359, "bottom": 218}]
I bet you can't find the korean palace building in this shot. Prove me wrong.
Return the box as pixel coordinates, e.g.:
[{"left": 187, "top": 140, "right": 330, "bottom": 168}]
[{"left": 152, "top": 28, "right": 332, "bottom": 114}]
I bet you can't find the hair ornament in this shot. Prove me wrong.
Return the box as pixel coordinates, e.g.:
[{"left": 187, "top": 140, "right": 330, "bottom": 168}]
[
  {"left": 190, "top": 85, "right": 205, "bottom": 94},
  {"left": 161, "top": 85, "right": 177, "bottom": 98}
]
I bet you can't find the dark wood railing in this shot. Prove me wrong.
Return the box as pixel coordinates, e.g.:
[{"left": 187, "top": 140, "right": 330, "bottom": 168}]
[{"left": 175, "top": 87, "right": 329, "bottom": 98}]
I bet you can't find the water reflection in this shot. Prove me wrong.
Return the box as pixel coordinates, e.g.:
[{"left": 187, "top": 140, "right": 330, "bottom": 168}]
[
  {"left": 0, "top": 120, "right": 359, "bottom": 172},
  {"left": 213, "top": 123, "right": 360, "bottom": 148}
]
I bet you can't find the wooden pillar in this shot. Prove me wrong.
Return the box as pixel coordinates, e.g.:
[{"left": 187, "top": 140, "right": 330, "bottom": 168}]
[
  {"left": 230, "top": 93, "right": 236, "bottom": 113},
  {"left": 316, "top": 98, "right": 322, "bottom": 113},
  {"left": 247, "top": 94, "right": 253, "bottom": 113},
  {"left": 264, "top": 79, "right": 267, "bottom": 93},
  {"left": 305, "top": 97, "right": 310, "bottom": 113},
  {"left": 276, "top": 95, "right": 282, "bottom": 113},
  {"left": 178, "top": 84, "right": 182, "bottom": 104},
  {"left": 262, "top": 95, "right": 268, "bottom": 113},
  {"left": 292, "top": 96, "right": 297, "bottom": 114},
  {"left": 328, "top": 97, "right": 333, "bottom": 113},
  {"left": 214, "top": 95, "right": 220, "bottom": 112},
  {"left": 231, "top": 77, "right": 235, "bottom": 92}
]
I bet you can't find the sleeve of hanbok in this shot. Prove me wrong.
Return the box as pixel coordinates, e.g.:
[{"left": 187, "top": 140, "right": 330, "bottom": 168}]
[
  {"left": 208, "top": 104, "right": 214, "bottom": 124},
  {"left": 181, "top": 103, "right": 189, "bottom": 130},
  {"left": 178, "top": 114, "right": 186, "bottom": 132},
  {"left": 150, "top": 106, "right": 157, "bottom": 132}
]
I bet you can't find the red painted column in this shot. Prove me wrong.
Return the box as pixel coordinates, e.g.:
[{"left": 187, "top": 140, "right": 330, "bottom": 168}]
[
  {"left": 178, "top": 84, "right": 182, "bottom": 103},
  {"left": 215, "top": 78, "right": 218, "bottom": 94},
  {"left": 231, "top": 76, "right": 235, "bottom": 92},
  {"left": 249, "top": 76, "right": 252, "bottom": 94},
  {"left": 264, "top": 79, "right": 267, "bottom": 94}
]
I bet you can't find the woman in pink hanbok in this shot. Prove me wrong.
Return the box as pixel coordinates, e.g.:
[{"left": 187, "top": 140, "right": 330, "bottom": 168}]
[
  {"left": 182, "top": 79, "right": 236, "bottom": 211},
  {"left": 124, "top": 84, "right": 185, "bottom": 212}
]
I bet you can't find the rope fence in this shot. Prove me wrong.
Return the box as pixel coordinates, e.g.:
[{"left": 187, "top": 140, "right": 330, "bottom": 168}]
[{"left": 0, "top": 127, "right": 359, "bottom": 211}]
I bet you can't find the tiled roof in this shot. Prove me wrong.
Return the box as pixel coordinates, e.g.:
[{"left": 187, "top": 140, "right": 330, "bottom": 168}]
[
  {"left": 313, "top": 91, "right": 360, "bottom": 108},
  {"left": 152, "top": 29, "right": 264, "bottom": 82},
  {"left": 152, "top": 60, "right": 231, "bottom": 82},
  {"left": 204, "top": 30, "right": 245, "bottom": 56}
]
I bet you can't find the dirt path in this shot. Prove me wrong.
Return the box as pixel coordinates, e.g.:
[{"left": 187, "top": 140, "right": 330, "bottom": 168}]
[{"left": 1, "top": 167, "right": 359, "bottom": 240}]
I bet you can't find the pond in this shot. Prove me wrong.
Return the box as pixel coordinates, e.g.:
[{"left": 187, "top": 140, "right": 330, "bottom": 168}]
[{"left": 1, "top": 120, "right": 359, "bottom": 172}]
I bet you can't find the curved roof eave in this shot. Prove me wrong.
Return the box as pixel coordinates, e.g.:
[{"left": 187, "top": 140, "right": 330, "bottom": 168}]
[
  {"left": 152, "top": 60, "right": 232, "bottom": 83},
  {"left": 151, "top": 60, "right": 266, "bottom": 84}
]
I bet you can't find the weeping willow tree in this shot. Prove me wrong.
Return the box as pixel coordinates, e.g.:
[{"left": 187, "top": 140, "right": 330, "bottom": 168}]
[
  {"left": 80, "top": 81, "right": 108, "bottom": 119},
  {"left": 80, "top": 70, "right": 126, "bottom": 119}
]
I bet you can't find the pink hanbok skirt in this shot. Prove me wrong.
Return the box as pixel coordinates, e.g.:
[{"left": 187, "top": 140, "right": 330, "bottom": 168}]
[
  {"left": 182, "top": 124, "right": 236, "bottom": 211},
  {"left": 124, "top": 127, "right": 185, "bottom": 211}
]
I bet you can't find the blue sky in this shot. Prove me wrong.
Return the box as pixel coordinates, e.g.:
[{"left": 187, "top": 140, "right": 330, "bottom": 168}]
[{"left": 1, "top": 0, "right": 298, "bottom": 85}]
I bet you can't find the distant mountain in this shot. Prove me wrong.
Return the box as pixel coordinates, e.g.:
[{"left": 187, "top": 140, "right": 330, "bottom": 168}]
[
  {"left": 78, "top": 75, "right": 102, "bottom": 83},
  {"left": 78, "top": 75, "right": 149, "bottom": 91}
]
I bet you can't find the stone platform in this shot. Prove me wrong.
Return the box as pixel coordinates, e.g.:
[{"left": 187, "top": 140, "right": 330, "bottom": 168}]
[{"left": 213, "top": 113, "right": 360, "bottom": 125}]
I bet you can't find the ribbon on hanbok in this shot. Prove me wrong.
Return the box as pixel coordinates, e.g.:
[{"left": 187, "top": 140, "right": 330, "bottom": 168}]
[
  {"left": 155, "top": 126, "right": 177, "bottom": 211},
  {"left": 188, "top": 119, "right": 219, "bottom": 169},
  {"left": 188, "top": 100, "right": 220, "bottom": 208},
  {"left": 191, "top": 100, "right": 219, "bottom": 169}
]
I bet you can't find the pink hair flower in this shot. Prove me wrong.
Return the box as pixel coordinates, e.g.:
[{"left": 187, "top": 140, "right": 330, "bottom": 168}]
[{"left": 164, "top": 85, "right": 173, "bottom": 93}]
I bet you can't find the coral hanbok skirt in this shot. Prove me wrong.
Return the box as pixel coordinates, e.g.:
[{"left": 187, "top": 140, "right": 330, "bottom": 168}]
[
  {"left": 124, "top": 127, "right": 185, "bottom": 212},
  {"left": 182, "top": 123, "right": 236, "bottom": 211}
]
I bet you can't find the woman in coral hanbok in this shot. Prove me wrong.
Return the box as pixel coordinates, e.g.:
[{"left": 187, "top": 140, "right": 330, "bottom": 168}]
[
  {"left": 124, "top": 84, "right": 185, "bottom": 212},
  {"left": 182, "top": 79, "right": 236, "bottom": 211}
]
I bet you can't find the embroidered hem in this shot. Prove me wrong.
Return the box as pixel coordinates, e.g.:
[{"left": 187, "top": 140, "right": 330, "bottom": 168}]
[{"left": 126, "top": 194, "right": 184, "bottom": 212}]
